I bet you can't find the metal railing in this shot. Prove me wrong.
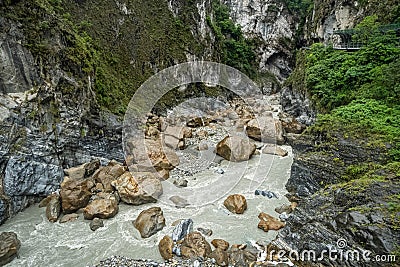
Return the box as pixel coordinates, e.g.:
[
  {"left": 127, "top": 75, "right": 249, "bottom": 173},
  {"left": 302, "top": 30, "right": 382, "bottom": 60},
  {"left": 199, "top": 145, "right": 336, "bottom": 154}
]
[{"left": 333, "top": 42, "right": 364, "bottom": 50}]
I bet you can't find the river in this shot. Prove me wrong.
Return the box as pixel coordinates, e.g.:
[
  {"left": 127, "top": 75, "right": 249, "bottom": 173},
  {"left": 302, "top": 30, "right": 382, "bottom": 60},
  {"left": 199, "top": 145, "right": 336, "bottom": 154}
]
[{"left": 0, "top": 146, "right": 293, "bottom": 267}]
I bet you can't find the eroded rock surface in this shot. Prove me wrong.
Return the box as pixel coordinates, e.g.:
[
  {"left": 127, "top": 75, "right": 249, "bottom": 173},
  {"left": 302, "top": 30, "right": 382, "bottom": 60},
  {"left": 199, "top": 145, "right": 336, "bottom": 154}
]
[{"left": 133, "top": 207, "right": 166, "bottom": 238}]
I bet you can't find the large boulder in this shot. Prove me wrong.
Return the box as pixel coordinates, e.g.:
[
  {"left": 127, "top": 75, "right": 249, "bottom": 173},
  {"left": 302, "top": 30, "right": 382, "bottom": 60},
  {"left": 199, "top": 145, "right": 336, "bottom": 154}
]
[
  {"left": 216, "top": 136, "right": 256, "bottom": 162},
  {"left": 0, "top": 232, "right": 21, "bottom": 266},
  {"left": 64, "top": 159, "right": 100, "bottom": 180},
  {"left": 60, "top": 177, "right": 94, "bottom": 213},
  {"left": 161, "top": 126, "right": 192, "bottom": 150},
  {"left": 181, "top": 232, "right": 212, "bottom": 259},
  {"left": 111, "top": 172, "right": 163, "bottom": 205},
  {"left": 126, "top": 139, "right": 179, "bottom": 179},
  {"left": 45, "top": 194, "right": 61, "bottom": 222},
  {"left": 83, "top": 197, "right": 119, "bottom": 220},
  {"left": 223, "top": 194, "right": 247, "bottom": 214},
  {"left": 246, "top": 114, "right": 284, "bottom": 144},
  {"left": 92, "top": 161, "right": 126, "bottom": 193},
  {"left": 133, "top": 207, "right": 165, "bottom": 238},
  {"left": 258, "top": 212, "right": 285, "bottom": 232},
  {"left": 158, "top": 235, "right": 174, "bottom": 260}
]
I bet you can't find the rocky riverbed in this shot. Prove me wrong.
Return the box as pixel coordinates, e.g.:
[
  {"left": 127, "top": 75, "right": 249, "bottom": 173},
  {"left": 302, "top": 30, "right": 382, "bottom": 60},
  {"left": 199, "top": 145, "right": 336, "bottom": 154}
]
[{"left": 0, "top": 94, "right": 300, "bottom": 266}]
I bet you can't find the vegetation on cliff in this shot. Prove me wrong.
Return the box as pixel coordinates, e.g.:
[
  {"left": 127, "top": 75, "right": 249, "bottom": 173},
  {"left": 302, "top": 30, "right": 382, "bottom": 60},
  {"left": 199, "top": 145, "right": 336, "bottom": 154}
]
[
  {"left": 2, "top": 0, "right": 263, "bottom": 114},
  {"left": 288, "top": 16, "right": 400, "bottom": 158},
  {"left": 286, "top": 16, "right": 400, "bottom": 253},
  {"left": 206, "top": 1, "right": 259, "bottom": 78}
]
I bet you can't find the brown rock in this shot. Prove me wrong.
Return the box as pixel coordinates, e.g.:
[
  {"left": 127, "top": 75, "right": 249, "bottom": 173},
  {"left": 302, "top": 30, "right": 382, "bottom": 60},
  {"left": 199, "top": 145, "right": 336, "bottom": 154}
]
[
  {"left": 274, "top": 119, "right": 285, "bottom": 145},
  {"left": 261, "top": 144, "right": 288, "bottom": 157},
  {"left": 83, "top": 197, "right": 119, "bottom": 220},
  {"left": 0, "top": 232, "right": 21, "bottom": 266},
  {"left": 159, "top": 235, "right": 174, "bottom": 260},
  {"left": 280, "top": 115, "right": 305, "bottom": 134},
  {"left": 59, "top": 213, "right": 79, "bottom": 223},
  {"left": 127, "top": 139, "right": 179, "bottom": 178},
  {"left": 223, "top": 194, "right": 247, "bottom": 214},
  {"left": 246, "top": 114, "right": 284, "bottom": 144},
  {"left": 162, "top": 134, "right": 184, "bottom": 150},
  {"left": 258, "top": 212, "right": 285, "bottom": 232},
  {"left": 157, "top": 169, "right": 170, "bottom": 180},
  {"left": 210, "top": 248, "right": 229, "bottom": 266},
  {"left": 111, "top": 172, "right": 163, "bottom": 205},
  {"left": 197, "top": 130, "right": 209, "bottom": 139},
  {"left": 198, "top": 142, "right": 209, "bottom": 151},
  {"left": 60, "top": 177, "right": 94, "bottom": 213},
  {"left": 94, "top": 183, "right": 104, "bottom": 192},
  {"left": 46, "top": 194, "right": 61, "bottom": 222},
  {"left": 146, "top": 126, "right": 160, "bottom": 138},
  {"left": 211, "top": 239, "right": 230, "bottom": 251},
  {"left": 164, "top": 126, "right": 192, "bottom": 139},
  {"left": 92, "top": 162, "right": 126, "bottom": 193},
  {"left": 169, "top": 195, "right": 189, "bottom": 208},
  {"left": 216, "top": 136, "right": 256, "bottom": 162},
  {"left": 181, "top": 232, "right": 212, "bottom": 259},
  {"left": 134, "top": 207, "right": 165, "bottom": 238},
  {"left": 39, "top": 194, "right": 54, "bottom": 208},
  {"left": 227, "top": 248, "right": 257, "bottom": 266},
  {"left": 275, "top": 203, "right": 296, "bottom": 214},
  {"left": 231, "top": 244, "right": 247, "bottom": 250},
  {"left": 64, "top": 159, "right": 100, "bottom": 180}
]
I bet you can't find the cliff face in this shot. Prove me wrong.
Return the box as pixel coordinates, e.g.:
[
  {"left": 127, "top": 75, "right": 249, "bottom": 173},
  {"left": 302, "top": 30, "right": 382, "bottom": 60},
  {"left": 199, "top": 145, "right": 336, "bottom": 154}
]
[
  {"left": 223, "top": 0, "right": 297, "bottom": 90},
  {"left": 274, "top": 133, "right": 400, "bottom": 266},
  {"left": 0, "top": 2, "right": 123, "bottom": 223},
  {"left": 0, "top": 0, "right": 298, "bottom": 224},
  {"left": 278, "top": 0, "right": 400, "bottom": 263},
  {"left": 303, "top": 0, "right": 400, "bottom": 44}
]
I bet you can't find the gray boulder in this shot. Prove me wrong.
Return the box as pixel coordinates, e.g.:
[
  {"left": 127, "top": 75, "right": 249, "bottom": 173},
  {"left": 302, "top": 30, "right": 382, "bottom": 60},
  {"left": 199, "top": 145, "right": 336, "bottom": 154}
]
[{"left": 172, "top": 218, "right": 193, "bottom": 241}]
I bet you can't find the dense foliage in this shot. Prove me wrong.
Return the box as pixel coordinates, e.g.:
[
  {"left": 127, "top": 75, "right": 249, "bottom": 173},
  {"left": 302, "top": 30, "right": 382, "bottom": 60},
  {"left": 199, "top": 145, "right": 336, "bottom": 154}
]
[
  {"left": 305, "top": 38, "right": 399, "bottom": 111},
  {"left": 306, "top": 22, "right": 400, "bottom": 160},
  {"left": 289, "top": 16, "right": 400, "bottom": 159},
  {"left": 288, "top": 16, "right": 400, "bottom": 238},
  {"left": 207, "top": 1, "right": 259, "bottom": 78}
]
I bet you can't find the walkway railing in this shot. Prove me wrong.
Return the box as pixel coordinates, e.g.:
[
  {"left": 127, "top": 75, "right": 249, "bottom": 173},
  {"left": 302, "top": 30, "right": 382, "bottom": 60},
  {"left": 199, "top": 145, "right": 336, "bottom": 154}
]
[
  {"left": 332, "top": 23, "right": 400, "bottom": 51},
  {"left": 333, "top": 42, "right": 364, "bottom": 50}
]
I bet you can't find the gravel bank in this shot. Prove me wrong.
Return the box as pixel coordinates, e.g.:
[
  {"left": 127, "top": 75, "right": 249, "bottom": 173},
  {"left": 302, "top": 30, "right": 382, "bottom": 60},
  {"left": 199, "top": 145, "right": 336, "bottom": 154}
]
[{"left": 90, "top": 255, "right": 219, "bottom": 267}]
